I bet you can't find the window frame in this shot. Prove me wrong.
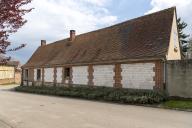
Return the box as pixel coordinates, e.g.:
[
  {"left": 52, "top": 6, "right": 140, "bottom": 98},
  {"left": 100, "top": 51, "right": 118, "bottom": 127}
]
[
  {"left": 37, "top": 69, "right": 41, "bottom": 81},
  {"left": 64, "top": 67, "right": 70, "bottom": 78}
]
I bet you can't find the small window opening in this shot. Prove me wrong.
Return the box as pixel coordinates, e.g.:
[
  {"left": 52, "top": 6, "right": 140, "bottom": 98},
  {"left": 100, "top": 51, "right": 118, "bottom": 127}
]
[
  {"left": 64, "top": 68, "right": 70, "bottom": 78},
  {"left": 37, "top": 69, "right": 41, "bottom": 80}
]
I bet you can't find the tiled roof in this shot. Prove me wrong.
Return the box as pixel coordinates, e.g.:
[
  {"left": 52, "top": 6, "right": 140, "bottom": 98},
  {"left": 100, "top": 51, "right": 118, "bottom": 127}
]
[{"left": 23, "top": 7, "right": 175, "bottom": 67}]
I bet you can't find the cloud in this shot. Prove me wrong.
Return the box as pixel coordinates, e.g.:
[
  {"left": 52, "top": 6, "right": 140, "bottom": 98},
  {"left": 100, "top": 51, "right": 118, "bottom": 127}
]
[
  {"left": 8, "top": 0, "right": 117, "bottom": 63},
  {"left": 146, "top": 0, "right": 192, "bottom": 34},
  {"left": 80, "top": 0, "right": 110, "bottom": 6}
]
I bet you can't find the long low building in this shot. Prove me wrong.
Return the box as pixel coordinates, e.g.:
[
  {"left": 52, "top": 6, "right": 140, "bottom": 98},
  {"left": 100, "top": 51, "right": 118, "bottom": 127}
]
[
  {"left": 0, "top": 58, "right": 21, "bottom": 85},
  {"left": 22, "top": 7, "right": 181, "bottom": 91}
]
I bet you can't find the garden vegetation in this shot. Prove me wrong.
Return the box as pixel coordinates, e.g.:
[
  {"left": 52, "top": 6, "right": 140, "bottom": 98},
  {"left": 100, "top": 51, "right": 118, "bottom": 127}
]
[{"left": 15, "top": 85, "right": 167, "bottom": 104}]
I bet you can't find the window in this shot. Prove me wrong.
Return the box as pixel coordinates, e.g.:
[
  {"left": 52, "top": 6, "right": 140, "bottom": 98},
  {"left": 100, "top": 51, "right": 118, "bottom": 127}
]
[
  {"left": 64, "top": 68, "right": 70, "bottom": 78},
  {"left": 24, "top": 69, "right": 28, "bottom": 79},
  {"left": 37, "top": 69, "right": 41, "bottom": 80}
]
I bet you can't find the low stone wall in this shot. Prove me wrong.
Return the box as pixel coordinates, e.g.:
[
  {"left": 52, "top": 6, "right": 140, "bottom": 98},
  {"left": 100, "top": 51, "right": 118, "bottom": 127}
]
[
  {"left": 121, "top": 63, "right": 155, "bottom": 89},
  {"left": 0, "top": 71, "right": 20, "bottom": 85},
  {"left": 166, "top": 60, "right": 192, "bottom": 98},
  {"left": 0, "top": 78, "right": 15, "bottom": 84}
]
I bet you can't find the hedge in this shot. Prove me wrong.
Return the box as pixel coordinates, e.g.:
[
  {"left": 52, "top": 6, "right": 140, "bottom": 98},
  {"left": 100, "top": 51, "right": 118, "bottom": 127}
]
[{"left": 15, "top": 85, "right": 167, "bottom": 104}]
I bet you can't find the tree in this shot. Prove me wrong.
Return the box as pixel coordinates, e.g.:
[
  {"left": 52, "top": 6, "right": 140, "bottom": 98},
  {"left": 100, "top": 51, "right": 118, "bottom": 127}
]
[
  {"left": 0, "top": 0, "right": 32, "bottom": 62},
  {"left": 177, "top": 18, "right": 190, "bottom": 52},
  {"left": 188, "top": 37, "right": 192, "bottom": 59}
]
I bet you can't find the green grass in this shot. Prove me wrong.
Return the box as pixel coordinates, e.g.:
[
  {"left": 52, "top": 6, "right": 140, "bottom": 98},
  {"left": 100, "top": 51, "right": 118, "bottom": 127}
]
[{"left": 162, "top": 100, "right": 192, "bottom": 110}]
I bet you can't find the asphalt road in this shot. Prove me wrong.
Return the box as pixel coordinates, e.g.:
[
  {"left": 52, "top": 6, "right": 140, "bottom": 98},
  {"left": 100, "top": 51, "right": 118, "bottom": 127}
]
[{"left": 0, "top": 85, "right": 191, "bottom": 128}]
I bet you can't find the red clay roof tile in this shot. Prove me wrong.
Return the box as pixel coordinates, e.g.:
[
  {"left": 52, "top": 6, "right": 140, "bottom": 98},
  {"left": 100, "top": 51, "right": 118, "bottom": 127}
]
[{"left": 23, "top": 7, "right": 175, "bottom": 67}]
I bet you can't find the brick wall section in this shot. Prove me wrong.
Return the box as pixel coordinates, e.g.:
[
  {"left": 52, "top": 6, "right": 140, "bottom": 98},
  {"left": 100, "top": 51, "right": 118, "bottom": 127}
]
[
  {"left": 54, "top": 67, "right": 57, "bottom": 86},
  {"left": 42, "top": 68, "right": 44, "bottom": 86},
  {"left": 88, "top": 65, "right": 94, "bottom": 86},
  {"left": 62, "top": 67, "right": 64, "bottom": 84},
  {"left": 29, "top": 68, "right": 34, "bottom": 81},
  {"left": 153, "top": 61, "right": 164, "bottom": 90},
  {"left": 69, "top": 67, "right": 73, "bottom": 85},
  {"left": 113, "top": 64, "right": 122, "bottom": 88}
]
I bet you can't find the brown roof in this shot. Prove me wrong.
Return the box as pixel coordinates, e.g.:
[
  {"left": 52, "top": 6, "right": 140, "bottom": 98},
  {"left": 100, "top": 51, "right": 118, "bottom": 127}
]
[{"left": 23, "top": 7, "right": 175, "bottom": 68}]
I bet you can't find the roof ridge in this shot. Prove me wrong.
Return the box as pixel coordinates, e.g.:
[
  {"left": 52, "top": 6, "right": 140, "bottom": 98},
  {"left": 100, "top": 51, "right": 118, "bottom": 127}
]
[
  {"left": 44, "top": 7, "right": 175, "bottom": 47},
  {"left": 24, "top": 7, "right": 175, "bottom": 67},
  {"left": 75, "top": 7, "right": 175, "bottom": 37}
]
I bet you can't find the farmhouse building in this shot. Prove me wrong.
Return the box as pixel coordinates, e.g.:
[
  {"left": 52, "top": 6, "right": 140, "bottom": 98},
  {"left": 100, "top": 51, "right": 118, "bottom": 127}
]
[
  {"left": 0, "top": 56, "right": 21, "bottom": 85},
  {"left": 22, "top": 7, "right": 181, "bottom": 90}
]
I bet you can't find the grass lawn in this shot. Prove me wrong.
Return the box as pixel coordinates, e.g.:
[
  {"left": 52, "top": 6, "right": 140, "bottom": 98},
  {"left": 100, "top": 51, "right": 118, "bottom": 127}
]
[{"left": 162, "top": 100, "right": 192, "bottom": 110}]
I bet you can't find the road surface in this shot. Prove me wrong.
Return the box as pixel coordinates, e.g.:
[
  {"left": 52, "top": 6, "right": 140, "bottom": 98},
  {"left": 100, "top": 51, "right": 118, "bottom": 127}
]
[{"left": 0, "top": 85, "right": 191, "bottom": 128}]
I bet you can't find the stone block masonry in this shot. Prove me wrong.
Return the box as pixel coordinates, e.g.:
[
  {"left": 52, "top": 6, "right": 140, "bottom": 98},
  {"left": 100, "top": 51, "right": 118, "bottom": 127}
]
[
  {"left": 23, "top": 61, "right": 164, "bottom": 91},
  {"left": 114, "top": 64, "right": 122, "bottom": 88},
  {"left": 72, "top": 66, "right": 88, "bottom": 85},
  {"left": 44, "top": 68, "right": 54, "bottom": 82},
  {"left": 23, "top": 61, "right": 192, "bottom": 98},
  {"left": 93, "top": 65, "right": 114, "bottom": 87},
  {"left": 166, "top": 60, "right": 192, "bottom": 98},
  {"left": 121, "top": 63, "right": 155, "bottom": 90},
  {"left": 56, "top": 67, "right": 62, "bottom": 83}
]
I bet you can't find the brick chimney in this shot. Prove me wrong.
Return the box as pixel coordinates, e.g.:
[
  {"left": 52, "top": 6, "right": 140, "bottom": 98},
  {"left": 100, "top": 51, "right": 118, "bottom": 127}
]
[
  {"left": 70, "top": 30, "right": 76, "bottom": 41},
  {"left": 41, "top": 40, "right": 46, "bottom": 46}
]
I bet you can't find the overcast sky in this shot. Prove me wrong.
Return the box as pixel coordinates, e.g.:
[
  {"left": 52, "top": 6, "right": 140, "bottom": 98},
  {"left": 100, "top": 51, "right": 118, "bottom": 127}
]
[{"left": 7, "top": 0, "right": 192, "bottom": 64}]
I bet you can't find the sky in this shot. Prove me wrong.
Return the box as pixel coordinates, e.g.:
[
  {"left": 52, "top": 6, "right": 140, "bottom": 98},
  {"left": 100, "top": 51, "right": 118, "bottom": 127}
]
[{"left": 7, "top": 0, "right": 192, "bottom": 64}]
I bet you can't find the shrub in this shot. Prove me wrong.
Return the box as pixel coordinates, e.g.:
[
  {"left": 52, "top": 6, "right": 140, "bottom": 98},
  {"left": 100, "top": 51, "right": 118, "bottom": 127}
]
[{"left": 15, "top": 85, "right": 167, "bottom": 104}]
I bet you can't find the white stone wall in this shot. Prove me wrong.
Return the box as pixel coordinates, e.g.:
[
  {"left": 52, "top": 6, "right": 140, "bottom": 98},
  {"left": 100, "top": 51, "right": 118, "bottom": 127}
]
[
  {"left": 28, "top": 82, "right": 33, "bottom": 86},
  {"left": 121, "top": 63, "right": 155, "bottom": 90},
  {"left": 23, "top": 81, "right": 27, "bottom": 86},
  {"left": 93, "top": 65, "right": 114, "bottom": 87},
  {"left": 0, "top": 66, "right": 14, "bottom": 79},
  {"left": 72, "top": 66, "right": 88, "bottom": 85},
  {"left": 56, "top": 67, "right": 63, "bottom": 83},
  {"left": 32, "top": 63, "right": 155, "bottom": 89},
  {"left": 44, "top": 68, "right": 54, "bottom": 82}
]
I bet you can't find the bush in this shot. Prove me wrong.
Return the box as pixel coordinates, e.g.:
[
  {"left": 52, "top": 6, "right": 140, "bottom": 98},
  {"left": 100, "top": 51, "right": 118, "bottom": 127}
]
[{"left": 15, "top": 85, "right": 167, "bottom": 104}]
